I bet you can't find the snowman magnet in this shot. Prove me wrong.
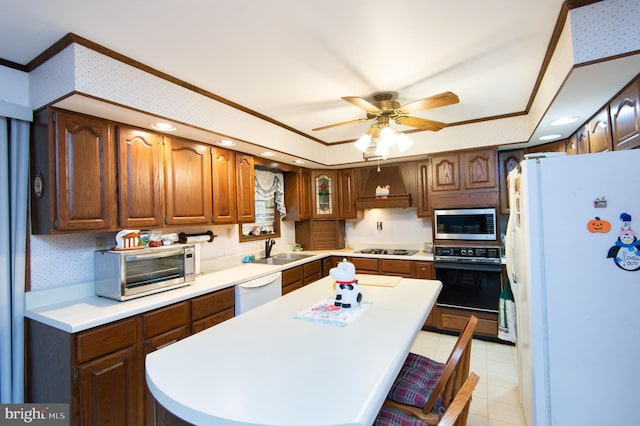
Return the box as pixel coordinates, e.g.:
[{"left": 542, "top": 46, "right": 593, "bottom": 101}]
[{"left": 607, "top": 212, "right": 640, "bottom": 271}]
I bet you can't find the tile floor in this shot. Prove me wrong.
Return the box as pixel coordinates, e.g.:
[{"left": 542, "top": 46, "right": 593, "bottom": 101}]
[{"left": 410, "top": 331, "right": 526, "bottom": 426}]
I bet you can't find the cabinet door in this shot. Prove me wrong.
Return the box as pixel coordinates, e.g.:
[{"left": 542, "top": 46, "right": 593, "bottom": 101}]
[
  {"left": 430, "top": 154, "right": 460, "bottom": 192},
  {"left": 588, "top": 108, "right": 613, "bottom": 153},
  {"left": 54, "top": 111, "right": 117, "bottom": 231},
  {"left": 211, "top": 147, "right": 237, "bottom": 224},
  {"left": 117, "top": 127, "right": 164, "bottom": 228},
  {"left": 413, "top": 261, "right": 434, "bottom": 279},
  {"left": 461, "top": 148, "right": 497, "bottom": 189},
  {"left": 283, "top": 168, "right": 312, "bottom": 221},
  {"left": 77, "top": 346, "right": 141, "bottom": 426},
  {"left": 379, "top": 259, "right": 413, "bottom": 278},
  {"left": 164, "top": 137, "right": 213, "bottom": 225},
  {"left": 337, "top": 169, "right": 357, "bottom": 219},
  {"left": 298, "top": 168, "right": 313, "bottom": 219},
  {"left": 575, "top": 124, "right": 590, "bottom": 154},
  {"left": 610, "top": 80, "right": 640, "bottom": 150},
  {"left": 236, "top": 154, "right": 255, "bottom": 223},
  {"left": 416, "top": 160, "right": 430, "bottom": 217},
  {"left": 498, "top": 149, "right": 524, "bottom": 215},
  {"left": 282, "top": 266, "right": 303, "bottom": 295},
  {"left": 312, "top": 170, "right": 337, "bottom": 218}
]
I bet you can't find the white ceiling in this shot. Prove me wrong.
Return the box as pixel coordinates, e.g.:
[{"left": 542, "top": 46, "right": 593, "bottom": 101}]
[{"left": 0, "top": 0, "right": 638, "bottom": 166}]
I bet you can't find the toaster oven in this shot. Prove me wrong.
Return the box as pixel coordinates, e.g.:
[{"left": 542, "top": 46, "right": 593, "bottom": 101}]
[{"left": 94, "top": 245, "right": 196, "bottom": 301}]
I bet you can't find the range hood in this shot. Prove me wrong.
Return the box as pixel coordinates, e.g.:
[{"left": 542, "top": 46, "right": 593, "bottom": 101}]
[{"left": 355, "top": 166, "right": 412, "bottom": 209}]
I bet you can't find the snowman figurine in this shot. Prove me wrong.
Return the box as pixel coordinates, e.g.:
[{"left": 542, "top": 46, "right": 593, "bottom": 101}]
[{"left": 330, "top": 258, "right": 363, "bottom": 308}]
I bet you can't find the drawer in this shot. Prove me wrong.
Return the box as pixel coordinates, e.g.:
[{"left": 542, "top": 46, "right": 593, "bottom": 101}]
[
  {"left": 379, "top": 259, "right": 413, "bottom": 277},
  {"left": 282, "top": 266, "right": 303, "bottom": 286},
  {"left": 192, "top": 308, "right": 234, "bottom": 334},
  {"left": 76, "top": 317, "right": 137, "bottom": 363},
  {"left": 349, "top": 257, "right": 379, "bottom": 273},
  {"left": 191, "top": 287, "right": 235, "bottom": 321},
  {"left": 303, "top": 260, "right": 322, "bottom": 277},
  {"left": 142, "top": 301, "right": 189, "bottom": 339}
]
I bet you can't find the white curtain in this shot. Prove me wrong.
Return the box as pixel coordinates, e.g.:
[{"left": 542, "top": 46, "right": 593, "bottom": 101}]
[
  {"left": 254, "top": 167, "right": 286, "bottom": 218},
  {"left": 0, "top": 117, "right": 29, "bottom": 403}
]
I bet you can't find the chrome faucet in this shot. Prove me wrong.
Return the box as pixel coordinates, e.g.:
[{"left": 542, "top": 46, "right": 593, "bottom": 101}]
[{"left": 265, "top": 238, "right": 276, "bottom": 258}]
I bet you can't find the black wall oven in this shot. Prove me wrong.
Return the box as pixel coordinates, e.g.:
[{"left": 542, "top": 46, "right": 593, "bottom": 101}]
[{"left": 434, "top": 246, "right": 502, "bottom": 313}]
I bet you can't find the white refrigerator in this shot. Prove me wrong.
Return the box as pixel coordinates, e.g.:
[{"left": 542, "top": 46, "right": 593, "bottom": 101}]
[{"left": 505, "top": 149, "right": 640, "bottom": 426}]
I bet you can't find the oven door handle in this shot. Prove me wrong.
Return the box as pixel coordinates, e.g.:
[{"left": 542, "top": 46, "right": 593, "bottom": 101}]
[{"left": 434, "top": 262, "right": 502, "bottom": 272}]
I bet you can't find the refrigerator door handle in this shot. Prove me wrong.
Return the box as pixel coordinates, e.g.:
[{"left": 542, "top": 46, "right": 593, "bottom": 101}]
[{"left": 505, "top": 208, "right": 517, "bottom": 285}]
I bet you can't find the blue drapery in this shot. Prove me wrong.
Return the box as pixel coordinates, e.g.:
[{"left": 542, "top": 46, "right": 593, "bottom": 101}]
[{"left": 0, "top": 117, "right": 29, "bottom": 403}]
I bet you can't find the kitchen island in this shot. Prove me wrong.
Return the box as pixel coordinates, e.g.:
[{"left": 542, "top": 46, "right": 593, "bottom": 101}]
[{"left": 146, "top": 274, "right": 441, "bottom": 426}]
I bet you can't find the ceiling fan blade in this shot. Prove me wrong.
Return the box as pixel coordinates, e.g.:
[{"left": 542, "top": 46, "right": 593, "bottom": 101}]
[
  {"left": 397, "top": 91, "right": 459, "bottom": 114},
  {"left": 342, "top": 96, "right": 382, "bottom": 113},
  {"left": 394, "top": 116, "right": 448, "bottom": 131},
  {"left": 312, "top": 117, "right": 371, "bottom": 131}
]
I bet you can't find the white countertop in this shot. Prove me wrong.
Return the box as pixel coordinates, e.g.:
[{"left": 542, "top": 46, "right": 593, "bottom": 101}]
[
  {"left": 146, "top": 275, "right": 442, "bottom": 426},
  {"left": 25, "top": 250, "right": 435, "bottom": 333}
]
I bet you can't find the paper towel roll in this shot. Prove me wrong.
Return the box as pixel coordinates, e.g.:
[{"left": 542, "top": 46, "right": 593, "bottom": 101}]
[{"left": 186, "top": 235, "right": 211, "bottom": 243}]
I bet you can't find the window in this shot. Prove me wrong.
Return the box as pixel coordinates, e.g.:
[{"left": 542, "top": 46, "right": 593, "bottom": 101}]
[{"left": 240, "top": 167, "right": 286, "bottom": 241}]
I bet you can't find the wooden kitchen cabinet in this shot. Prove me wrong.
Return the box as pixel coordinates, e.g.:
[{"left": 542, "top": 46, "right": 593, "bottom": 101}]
[
  {"left": 349, "top": 257, "right": 379, "bottom": 274},
  {"left": 416, "top": 160, "right": 430, "bottom": 217},
  {"left": 282, "top": 266, "right": 304, "bottom": 295},
  {"left": 379, "top": 259, "right": 413, "bottom": 278},
  {"left": 141, "top": 302, "right": 190, "bottom": 425},
  {"left": 236, "top": 153, "right": 256, "bottom": 223},
  {"left": 588, "top": 107, "right": 613, "bottom": 153},
  {"left": 211, "top": 147, "right": 238, "bottom": 224},
  {"left": 28, "top": 317, "right": 143, "bottom": 426},
  {"left": 610, "top": 79, "right": 640, "bottom": 150},
  {"left": 498, "top": 149, "right": 525, "bottom": 215},
  {"left": 283, "top": 168, "right": 312, "bottom": 221},
  {"left": 413, "top": 261, "right": 434, "bottom": 279},
  {"left": 295, "top": 220, "right": 345, "bottom": 250},
  {"left": 31, "top": 108, "right": 118, "bottom": 233},
  {"left": 430, "top": 148, "right": 499, "bottom": 209},
  {"left": 437, "top": 307, "right": 498, "bottom": 338},
  {"left": 191, "top": 287, "right": 235, "bottom": 333},
  {"left": 117, "top": 126, "right": 164, "bottom": 228},
  {"left": 574, "top": 124, "right": 591, "bottom": 154},
  {"left": 311, "top": 170, "right": 338, "bottom": 218},
  {"left": 164, "top": 136, "right": 213, "bottom": 226},
  {"left": 303, "top": 259, "right": 323, "bottom": 285},
  {"left": 337, "top": 168, "right": 358, "bottom": 219}
]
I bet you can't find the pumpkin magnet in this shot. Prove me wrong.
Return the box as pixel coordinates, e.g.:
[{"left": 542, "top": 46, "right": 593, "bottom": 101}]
[
  {"left": 587, "top": 217, "right": 611, "bottom": 233},
  {"left": 606, "top": 212, "right": 640, "bottom": 271}
]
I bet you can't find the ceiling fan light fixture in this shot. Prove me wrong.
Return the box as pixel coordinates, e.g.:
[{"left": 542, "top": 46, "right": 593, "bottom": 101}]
[{"left": 354, "top": 133, "right": 372, "bottom": 152}]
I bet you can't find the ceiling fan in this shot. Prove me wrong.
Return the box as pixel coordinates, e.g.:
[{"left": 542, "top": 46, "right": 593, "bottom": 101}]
[{"left": 312, "top": 91, "right": 460, "bottom": 134}]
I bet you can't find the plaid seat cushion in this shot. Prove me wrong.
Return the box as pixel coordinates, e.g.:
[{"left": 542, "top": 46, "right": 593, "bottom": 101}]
[
  {"left": 373, "top": 406, "right": 427, "bottom": 426},
  {"left": 386, "top": 352, "right": 446, "bottom": 409}
]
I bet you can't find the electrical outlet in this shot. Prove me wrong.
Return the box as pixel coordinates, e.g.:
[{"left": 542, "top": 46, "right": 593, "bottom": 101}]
[
  {"left": 95, "top": 237, "right": 106, "bottom": 250},
  {"left": 376, "top": 221, "right": 383, "bottom": 231}
]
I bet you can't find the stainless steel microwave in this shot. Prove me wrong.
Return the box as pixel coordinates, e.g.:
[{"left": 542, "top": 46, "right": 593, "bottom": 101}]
[
  {"left": 433, "top": 208, "right": 497, "bottom": 241},
  {"left": 94, "top": 245, "right": 196, "bottom": 301}
]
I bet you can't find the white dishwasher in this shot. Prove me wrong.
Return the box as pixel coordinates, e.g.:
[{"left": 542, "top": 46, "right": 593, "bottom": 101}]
[{"left": 234, "top": 272, "right": 282, "bottom": 315}]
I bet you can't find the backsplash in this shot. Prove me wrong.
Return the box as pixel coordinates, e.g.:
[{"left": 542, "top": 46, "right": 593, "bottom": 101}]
[{"left": 29, "top": 209, "right": 431, "bottom": 291}]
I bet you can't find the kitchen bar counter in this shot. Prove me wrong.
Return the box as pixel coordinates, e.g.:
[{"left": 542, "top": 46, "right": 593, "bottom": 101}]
[
  {"left": 25, "top": 249, "right": 434, "bottom": 333},
  {"left": 146, "top": 275, "right": 442, "bottom": 426}
]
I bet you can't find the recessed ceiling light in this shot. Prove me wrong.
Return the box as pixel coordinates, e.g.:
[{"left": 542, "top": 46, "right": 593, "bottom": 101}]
[
  {"left": 539, "top": 133, "right": 563, "bottom": 141},
  {"left": 293, "top": 159, "right": 305, "bottom": 164},
  {"left": 549, "top": 117, "right": 580, "bottom": 126},
  {"left": 260, "top": 151, "right": 276, "bottom": 157},
  {"left": 151, "top": 122, "right": 176, "bottom": 131},
  {"left": 217, "top": 140, "right": 236, "bottom": 147}
]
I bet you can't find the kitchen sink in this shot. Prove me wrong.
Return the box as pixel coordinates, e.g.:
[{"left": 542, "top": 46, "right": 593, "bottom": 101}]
[{"left": 253, "top": 252, "right": 314, "bottom": 265}]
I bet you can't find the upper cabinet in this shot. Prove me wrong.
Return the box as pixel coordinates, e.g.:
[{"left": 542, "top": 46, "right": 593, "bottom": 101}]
[
  {"left": 588, "top": 107, "right": 613, "bottom": 153},
  {"left": 117, "top": 126, "right": 164, "bottom": 228},
  {"left": 498, "top": 149, "right": 525, "bottom": 215},
  {"left": 235, "top": 153, "right": 255, "bottom": 223},
  {"left": 31, "top": 109, "right": 118, "bottom": 233},
  {"left": 610, "top": 79, "right": 640, "bottom": 150},
  {"left": 283, "top": 168, "right": 312, "bottom": 221},
  {"left": 337, "top": 169, "right": 358, "bottom": 219},
  {"left": 429, "top": 148, "right": 499, "bottom": 209},
  {"left": 211, "top": 147, "right": 237, "bottom": 224},
  {"left": 311, "top": 170, "right": 337, "bottom": 219},
  {"left": 164, "top": 137, "right": 213, "bottom": 226},
  {"left": 416, "top": 160, "right": 430, "bottom": 217}
]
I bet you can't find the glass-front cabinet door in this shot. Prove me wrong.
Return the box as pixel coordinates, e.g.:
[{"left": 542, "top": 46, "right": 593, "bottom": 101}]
[{"left": 311, "top": 170, "right": 337, "bottom": 219}]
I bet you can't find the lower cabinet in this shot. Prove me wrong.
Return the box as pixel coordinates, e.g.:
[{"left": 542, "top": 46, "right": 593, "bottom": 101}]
[
  {"left": 282, "top": 260, "right": 324, "bottom": 295},
  {"left": 436, "top": 307, "right": 498, "bottom": 338},
  {"left": 27, "top": 289, "right": 233, "bottom": 426}
]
